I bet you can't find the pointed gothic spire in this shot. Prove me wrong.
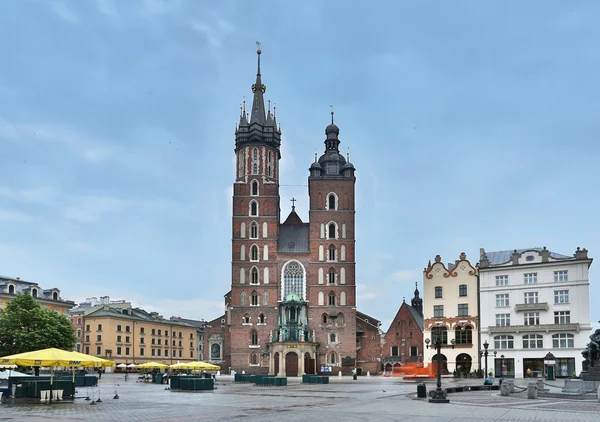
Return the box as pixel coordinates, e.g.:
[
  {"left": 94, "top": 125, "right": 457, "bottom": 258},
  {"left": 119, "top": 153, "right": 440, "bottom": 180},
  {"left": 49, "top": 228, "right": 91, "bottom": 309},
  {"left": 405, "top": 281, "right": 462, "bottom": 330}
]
[{"left": 250, "top": 44, "right": 267, "bottom": 124}]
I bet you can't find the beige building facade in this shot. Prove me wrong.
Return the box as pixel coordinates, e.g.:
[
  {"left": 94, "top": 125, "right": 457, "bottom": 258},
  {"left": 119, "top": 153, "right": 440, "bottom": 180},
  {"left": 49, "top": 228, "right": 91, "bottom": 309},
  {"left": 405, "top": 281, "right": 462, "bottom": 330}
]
[
  {"left": 423, "top": 252, "right": 480, "bottom": 375},
  {"left": 83, "top": 306, "right": 198, "bottom": 365}
]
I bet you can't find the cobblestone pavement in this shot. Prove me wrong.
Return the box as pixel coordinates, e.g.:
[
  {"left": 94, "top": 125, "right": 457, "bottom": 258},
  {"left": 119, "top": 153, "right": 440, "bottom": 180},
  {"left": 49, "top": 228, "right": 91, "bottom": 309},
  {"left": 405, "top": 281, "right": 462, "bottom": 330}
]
[{"left": 1, "top": 374, "right": 598, "bottom": 421}]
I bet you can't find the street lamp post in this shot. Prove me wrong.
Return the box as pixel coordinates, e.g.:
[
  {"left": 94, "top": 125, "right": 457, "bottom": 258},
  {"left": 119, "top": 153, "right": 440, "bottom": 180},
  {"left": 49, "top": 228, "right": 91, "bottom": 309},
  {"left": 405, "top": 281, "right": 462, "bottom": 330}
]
[
  {"left": 480, "top": 340, "right": 497, "bottom": 378},
  {"left": 425, "top": 324, "right": 455, "bottom": 403}
]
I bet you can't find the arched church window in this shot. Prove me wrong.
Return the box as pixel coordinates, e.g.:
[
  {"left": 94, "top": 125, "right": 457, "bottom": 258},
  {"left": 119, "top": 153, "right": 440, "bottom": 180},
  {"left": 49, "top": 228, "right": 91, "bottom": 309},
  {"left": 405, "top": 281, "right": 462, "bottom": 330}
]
[
  {"left": 328, "top": 223, "right": 336, "bottom": 239},
  {"left": 328, "top": 292, "right": 336, "bottom": 306},
  {"left": 240, "top": 290, "right": 247, "bottom": 306},
  {"left": 330, "top": 352, "right": 337, "bottom": 364},
  {"left": 251, "top": 267, "right": 259, "bottom": 284},
  {"left": 211, "top": 343, "right": 221, "bottom": 360},
  {"left": 250, "top": 352, "right": 258, "bottom": 364},
  {"left": 282, "top": 261, "right": 305, "bottom": 300},
  {"left": 328, "top": 245, "right": 336, "bottom": 261},
  {"left": 322, "top": 313, "right": 328, "bottom": 324},
  {"left": 251, "top": 291, "right": 259, "bottom": 306},
  {"left": 250, "top": 245, "right": 259, "bottom": 261},
  {"left": 243, "top": 314, "right": 250, "bottom": 324},
  {"left": 250, "top": 201, "right": 258, "bottom": 217},
  {"left": 327, "top": 193, "right": 337, "bottom": 210},
  {"left": 251, "top": 180, "right": 259, "bottom": 196},
  {"left": 259, "top": 313, "right": 265, "bottom": 324},
  {"left": 250, "top": 222, "right": 258, "bottom": 239},
  {"left": 250, "top": 330, "right": 258, "bottom": 345},
  {"left": 328, "top": 268, "right": 336, "bottom": 284},
  {"left": 263, "top": 291, "right": 268, "bottom": 306},
  {"left": 252, "top": 148, "right": 259, "bottom": 175}
]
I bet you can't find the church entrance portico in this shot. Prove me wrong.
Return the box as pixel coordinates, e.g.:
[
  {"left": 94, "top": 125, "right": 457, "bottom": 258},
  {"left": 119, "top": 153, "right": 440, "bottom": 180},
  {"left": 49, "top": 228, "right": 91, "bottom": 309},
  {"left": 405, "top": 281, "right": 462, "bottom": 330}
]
[
  {"left": 269, "top": 342, "right": 318, "bottom": 376},
  {"left": 286, "top": 352, "right": 299, "bottom": 377}
]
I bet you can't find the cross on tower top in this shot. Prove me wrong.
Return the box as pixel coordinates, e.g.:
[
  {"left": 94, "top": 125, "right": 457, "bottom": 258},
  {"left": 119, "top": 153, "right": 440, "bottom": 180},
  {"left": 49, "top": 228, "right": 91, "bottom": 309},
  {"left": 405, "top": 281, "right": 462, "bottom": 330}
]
[{"left": 290, "top": 197, "right": 296, "bottom": 211}]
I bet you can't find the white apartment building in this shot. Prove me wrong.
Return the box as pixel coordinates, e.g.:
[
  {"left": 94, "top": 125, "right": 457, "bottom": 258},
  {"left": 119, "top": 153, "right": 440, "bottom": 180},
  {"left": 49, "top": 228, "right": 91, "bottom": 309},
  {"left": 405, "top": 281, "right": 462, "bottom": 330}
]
[
  {"left": 479, "top": 247, "right": 592, "bottom": 379},
  {"left": 423, "top": 253, "right": 480, "bottom": 375}
]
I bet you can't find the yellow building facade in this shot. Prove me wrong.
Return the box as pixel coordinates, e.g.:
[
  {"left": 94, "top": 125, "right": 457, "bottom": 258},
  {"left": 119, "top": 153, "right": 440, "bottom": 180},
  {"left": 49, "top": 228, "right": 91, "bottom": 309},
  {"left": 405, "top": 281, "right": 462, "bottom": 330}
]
[
  {"left": 423, "top": 252, "right": 480, "bottom": 375},
  {"left": 84, "top": 306, "right": 198, "bottom": 365}
]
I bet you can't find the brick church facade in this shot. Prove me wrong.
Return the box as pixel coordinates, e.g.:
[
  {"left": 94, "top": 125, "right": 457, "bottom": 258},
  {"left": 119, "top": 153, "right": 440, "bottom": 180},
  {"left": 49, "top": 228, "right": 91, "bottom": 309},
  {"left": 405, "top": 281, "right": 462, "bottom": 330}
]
[{"left": 204, "top": 48, "right": 358, "bottom": 376}]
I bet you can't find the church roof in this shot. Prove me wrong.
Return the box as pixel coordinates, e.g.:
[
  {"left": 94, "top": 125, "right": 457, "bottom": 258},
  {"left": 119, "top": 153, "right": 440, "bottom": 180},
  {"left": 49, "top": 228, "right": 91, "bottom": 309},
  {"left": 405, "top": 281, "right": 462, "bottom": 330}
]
[
  {"left": 278, "top": 223, "right": 310, "bottom": 253},
  {"left": 282, "top": 209, "right": 303, "bottom": 225}
]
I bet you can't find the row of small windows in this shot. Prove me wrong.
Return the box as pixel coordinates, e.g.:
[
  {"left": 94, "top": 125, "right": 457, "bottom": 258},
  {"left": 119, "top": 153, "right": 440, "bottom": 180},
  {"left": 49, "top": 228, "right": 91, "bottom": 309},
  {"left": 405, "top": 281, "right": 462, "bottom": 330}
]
[
  {"left": 321, "top": 313, "right": 344, "bottom": 325},
  {"left": 4, "top": 285, "right": 59, "bottom": 301},
  {"left": 430, "top": 326, "right": 473, "bottom": 345},
  {"left": 240, "top": 221, "right": 268, "bottom": 239},
  {"left": 320, "top": 222, "right": 347, "bottom": 239},
  {"left": 317, "top": 267, "right": 347, "bottom": 285},
  {"left": 493, "top": 333, "right": 575, "bottom": 349},
  {"left": 239, "top": 245, "right": 269, "bottom": 262},
  {"left": 434, "top": 285, "right": 468, "bottom": 298},
  {"left": 240, "top": 290, "right": 269, "bottom": 306},
  {"left": 317, "top": 291, "right": 347, "bottom": 306},
  {"left": 495, "top": 270, "right": 568, "bottom": 286},
  {"left": 494, "top": 311, "right": 571, "bottom": 326},
  {"left": 242, "top": 313, "right": 266, "bottom": 324},
  {"left": 239, "top": 267, "right": 269, "bottom": 285},
  {"left": 432, "top": 304, "right": 469, "bottom": 317},
  {"left": 495, "top": 290, "right": 570, "bottom": 307},
  {"left": 87, "top": 346, "right": 191, "bottom": 359},
  {"left": 318, "top": 244, "right": 347, "bottom": 262}
]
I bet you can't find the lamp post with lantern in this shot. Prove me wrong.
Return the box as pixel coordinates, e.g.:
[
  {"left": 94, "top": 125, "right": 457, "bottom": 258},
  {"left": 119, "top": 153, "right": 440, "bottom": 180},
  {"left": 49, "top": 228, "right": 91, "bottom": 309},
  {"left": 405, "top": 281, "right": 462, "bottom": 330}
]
[
  {"left": 480, "top": 340, "right": 496, "bottom": 378},
  {"left": 425, "top": 323, "right": 455, "bottom": 403}
]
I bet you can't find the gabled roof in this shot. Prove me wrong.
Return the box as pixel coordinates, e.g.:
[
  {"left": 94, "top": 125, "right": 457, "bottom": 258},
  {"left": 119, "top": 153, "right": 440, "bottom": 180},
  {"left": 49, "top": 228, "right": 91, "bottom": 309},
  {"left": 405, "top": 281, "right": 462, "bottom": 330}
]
[
  {"left": 385, "top": 302, "right": 424, "bottom": 333},
  {"left": 356, "top": 310, "right": 381, "bottom": 329}
]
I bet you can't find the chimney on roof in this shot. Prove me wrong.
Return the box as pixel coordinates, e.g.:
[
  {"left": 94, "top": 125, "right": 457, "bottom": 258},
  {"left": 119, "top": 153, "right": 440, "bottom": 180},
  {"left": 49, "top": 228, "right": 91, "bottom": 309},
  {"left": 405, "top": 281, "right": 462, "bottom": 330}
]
[
  {"left": 511, "top": 250, "right": 520, "bottom": 265},
  {"left": 479, "top": 248, "right": 485, "bottom": 257},
  {"left": 541, "top": 246, "right": 550, "bottom": 262},
  {"left": 574, "top": 247, "right": 589, "bottom": 260}
]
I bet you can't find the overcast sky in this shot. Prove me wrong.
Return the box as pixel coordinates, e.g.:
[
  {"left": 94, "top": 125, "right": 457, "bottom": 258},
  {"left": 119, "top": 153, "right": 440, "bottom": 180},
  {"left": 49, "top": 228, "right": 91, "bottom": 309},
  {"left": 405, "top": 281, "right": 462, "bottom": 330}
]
[{"left": 0, "top": 0, "right": 598, "bottom": 332}]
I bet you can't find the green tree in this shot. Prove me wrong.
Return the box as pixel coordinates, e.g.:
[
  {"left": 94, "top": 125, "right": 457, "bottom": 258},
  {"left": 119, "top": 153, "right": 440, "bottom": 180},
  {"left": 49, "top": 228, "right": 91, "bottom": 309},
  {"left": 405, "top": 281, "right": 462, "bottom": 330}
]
[{"left": 0, "top": 293, "right": 76, "bottom": 356}]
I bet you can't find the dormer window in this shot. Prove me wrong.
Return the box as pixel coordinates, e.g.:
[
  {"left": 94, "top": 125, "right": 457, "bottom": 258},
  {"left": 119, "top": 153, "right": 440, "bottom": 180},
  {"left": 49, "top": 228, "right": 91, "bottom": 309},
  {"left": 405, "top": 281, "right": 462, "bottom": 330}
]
[
  {"left": 31, "top": 288, "right": 38, "bottom": 298},
  {"left": 52, "top": 291, "right": 58, "bottom": 300},
  {"left": 8, "top": 284, "right": 15, "bottom": 295}
]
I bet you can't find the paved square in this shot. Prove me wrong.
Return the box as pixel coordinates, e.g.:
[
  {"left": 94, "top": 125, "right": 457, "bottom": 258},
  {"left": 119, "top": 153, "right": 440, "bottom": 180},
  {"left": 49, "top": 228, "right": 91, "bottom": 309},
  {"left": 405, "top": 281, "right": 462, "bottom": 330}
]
[{"left": 1, "top": 374, "right": 598, "bottom": 421}]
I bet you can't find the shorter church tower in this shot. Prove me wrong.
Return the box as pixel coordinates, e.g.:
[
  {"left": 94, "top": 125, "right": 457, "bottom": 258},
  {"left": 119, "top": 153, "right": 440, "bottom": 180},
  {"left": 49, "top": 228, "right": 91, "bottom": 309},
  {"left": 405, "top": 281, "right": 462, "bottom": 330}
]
[{"left": 307, "top": 110, "right": 357, "bottom": 371}]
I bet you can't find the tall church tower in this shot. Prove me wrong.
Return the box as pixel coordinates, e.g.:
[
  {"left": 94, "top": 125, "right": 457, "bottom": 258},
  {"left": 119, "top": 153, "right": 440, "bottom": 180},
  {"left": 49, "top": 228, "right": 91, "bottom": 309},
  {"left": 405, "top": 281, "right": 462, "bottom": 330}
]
[
  {"left": 307, "top": 111, "right": 357, "bottom": 369},
  {"left": 228, "top": 47, "right": 282, "bottom": 371},
  {"left": 220, "top": 48, "right": 358, "bottom": 376}
]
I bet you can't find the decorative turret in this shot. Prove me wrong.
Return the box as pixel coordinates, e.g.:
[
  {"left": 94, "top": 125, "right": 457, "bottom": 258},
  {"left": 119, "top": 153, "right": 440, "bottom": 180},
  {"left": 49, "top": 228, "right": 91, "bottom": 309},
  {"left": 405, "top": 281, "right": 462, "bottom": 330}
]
[
  {"left": 411, "top": 282, "right": 423, "bottom": 316},
  {"left": 235, "top": 45, "right": 281, "bottom": 153},
  {"left": 309, "top": 107, "right": 355, "bottom": 179}
]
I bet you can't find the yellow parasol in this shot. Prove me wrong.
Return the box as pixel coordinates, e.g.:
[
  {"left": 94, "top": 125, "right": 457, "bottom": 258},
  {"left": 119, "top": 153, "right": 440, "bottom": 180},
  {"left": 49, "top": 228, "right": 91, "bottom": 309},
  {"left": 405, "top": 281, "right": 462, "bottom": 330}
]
[
  {"left": 0, "top": 348, "right": 112, "bottom": 367},
  {"left": 136, "top": 361, "right": 168, "bottom": 369},
  {"left": 0, "top": 348, "right": 115, "bottom": 401},
  {"left": 169, "top": 361, "right": 220, "bottom": 371}
]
